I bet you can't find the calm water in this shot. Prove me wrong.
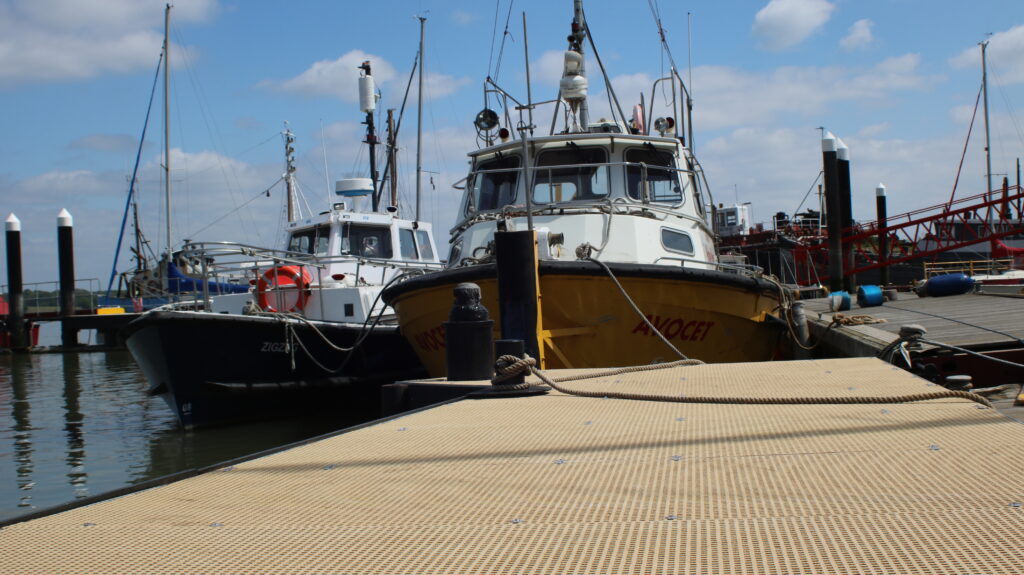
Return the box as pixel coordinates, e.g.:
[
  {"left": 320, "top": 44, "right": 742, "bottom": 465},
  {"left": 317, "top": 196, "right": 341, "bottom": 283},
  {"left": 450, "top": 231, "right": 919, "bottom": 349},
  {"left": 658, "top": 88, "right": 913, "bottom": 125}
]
[{"left": 0, "top": 348, "right": 360, "bottom": 523}]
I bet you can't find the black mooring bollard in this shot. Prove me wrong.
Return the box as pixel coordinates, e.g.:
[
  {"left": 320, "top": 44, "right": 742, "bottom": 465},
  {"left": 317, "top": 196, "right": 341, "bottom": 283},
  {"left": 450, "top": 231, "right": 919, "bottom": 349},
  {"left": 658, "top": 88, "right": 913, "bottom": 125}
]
[
  {"left": 57, "top": 209, "right": 79, "bottom": 347},
  {"left": 444, "top": 282, "right": 494, "bottom": 381},
  {"left": 5, "top": 213, "right": 28, "bottom": 350},
  {"left": 494, "top": 339, "right": 526, "bottom": 386}
]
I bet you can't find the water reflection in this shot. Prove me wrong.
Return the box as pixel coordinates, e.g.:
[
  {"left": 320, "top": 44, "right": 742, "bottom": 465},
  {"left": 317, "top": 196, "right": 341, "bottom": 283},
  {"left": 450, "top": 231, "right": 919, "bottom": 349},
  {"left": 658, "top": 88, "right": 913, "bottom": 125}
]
[
  {"left": 8, "top": 356, "right": 34, "bottom": 508},
  {"left": 61, "top": 353, "right": 87, "bottom": 499},
  {"left": 0, "top": 350, "right": 372, "bottom": 523}
]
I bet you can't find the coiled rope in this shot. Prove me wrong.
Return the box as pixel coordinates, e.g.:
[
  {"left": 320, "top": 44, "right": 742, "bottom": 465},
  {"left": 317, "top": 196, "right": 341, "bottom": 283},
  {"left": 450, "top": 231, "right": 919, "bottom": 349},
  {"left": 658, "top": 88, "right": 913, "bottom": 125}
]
[{"left": 491, "top": 354, "right": 992, "bottom": 408}]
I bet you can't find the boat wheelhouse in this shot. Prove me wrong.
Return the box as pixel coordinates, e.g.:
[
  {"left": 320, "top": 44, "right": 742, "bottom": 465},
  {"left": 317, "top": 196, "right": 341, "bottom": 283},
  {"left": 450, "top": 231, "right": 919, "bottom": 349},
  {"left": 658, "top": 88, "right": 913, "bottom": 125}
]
[{"left": 382, "top": 0, "right": 787, "bottom": 377}]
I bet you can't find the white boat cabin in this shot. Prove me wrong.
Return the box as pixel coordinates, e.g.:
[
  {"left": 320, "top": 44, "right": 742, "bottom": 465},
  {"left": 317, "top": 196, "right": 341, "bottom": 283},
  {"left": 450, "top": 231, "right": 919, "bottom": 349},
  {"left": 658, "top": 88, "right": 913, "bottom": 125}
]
[
  {"left": 447, "top": 131, "right": 717, "bottom": 269},
  {"left": 209, "top": 199, "right": 441, "bottom": 322}
]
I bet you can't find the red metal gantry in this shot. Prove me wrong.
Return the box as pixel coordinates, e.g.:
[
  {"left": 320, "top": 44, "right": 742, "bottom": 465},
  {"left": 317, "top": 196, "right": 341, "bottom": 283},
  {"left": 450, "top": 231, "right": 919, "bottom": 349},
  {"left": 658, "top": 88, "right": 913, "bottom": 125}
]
[{"left": 794, "top": 183, "right": 1024, "bottom": 286}]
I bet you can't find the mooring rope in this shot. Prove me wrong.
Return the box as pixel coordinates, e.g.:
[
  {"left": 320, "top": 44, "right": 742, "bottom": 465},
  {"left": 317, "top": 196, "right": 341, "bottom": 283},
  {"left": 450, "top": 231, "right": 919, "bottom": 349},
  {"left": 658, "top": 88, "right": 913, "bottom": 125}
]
[
  {"left": 577, "top": 245, "right": 689, "bottom": 360},
  {"left": 491, "top": 354, "right": 993, "bottom": 408},
  {"left": 830, "top": 313, "right": 888, "bottom": 326}
]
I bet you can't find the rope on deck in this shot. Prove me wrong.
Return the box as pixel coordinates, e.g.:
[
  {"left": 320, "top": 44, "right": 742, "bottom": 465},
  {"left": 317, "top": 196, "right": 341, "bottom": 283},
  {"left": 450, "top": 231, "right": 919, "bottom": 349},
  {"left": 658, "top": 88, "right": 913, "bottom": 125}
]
[{"left": 492, "top": 353, "right": 993, "bottom": 408}]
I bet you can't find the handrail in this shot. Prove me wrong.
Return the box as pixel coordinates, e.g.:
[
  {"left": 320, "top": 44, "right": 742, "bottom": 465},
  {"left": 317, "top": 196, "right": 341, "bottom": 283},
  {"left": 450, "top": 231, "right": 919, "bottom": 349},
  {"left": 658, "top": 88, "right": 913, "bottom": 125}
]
[
  {"left": 1, "top": 278, "right": 101, "bottom": 315},
  {"left": 651, "top": 255, "right": 765, "bottom": 278},
  {"left": 923, "top": 258, "right": 1014, "bottom": 278}
]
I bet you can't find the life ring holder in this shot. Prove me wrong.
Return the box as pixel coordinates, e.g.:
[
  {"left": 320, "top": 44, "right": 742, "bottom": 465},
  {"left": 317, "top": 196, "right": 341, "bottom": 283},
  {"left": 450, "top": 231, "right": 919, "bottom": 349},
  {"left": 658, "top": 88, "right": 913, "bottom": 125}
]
[{"left": 256, "top": 265, "right": 312, "bottom": 313}]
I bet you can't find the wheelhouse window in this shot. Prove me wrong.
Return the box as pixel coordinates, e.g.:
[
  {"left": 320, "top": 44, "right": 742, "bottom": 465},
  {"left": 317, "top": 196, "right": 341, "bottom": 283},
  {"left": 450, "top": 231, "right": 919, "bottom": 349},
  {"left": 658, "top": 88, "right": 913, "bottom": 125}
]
[
  {"left": 287, "top": 224, "right": 331, "bottom": 256},
  {"left": 661, "top": 228, "right": 694, "bottom": 255},
  {"left": 415, "top": 230, "right": 434, "bottom": 260},
  {"left": 399, "top": 228, "right": 418, "bottom": 259},
  {"left": 626, "top": 148, "right": 683, "bottom": 204},
  {"left": 469, "top": 155, "right": 520, "bottom": 213},
  {"left": 342, "top": 224, "right": 393, "bottom": 258},
  {"left": 532, "top": 147, "right": 609, "bottom": 204}
]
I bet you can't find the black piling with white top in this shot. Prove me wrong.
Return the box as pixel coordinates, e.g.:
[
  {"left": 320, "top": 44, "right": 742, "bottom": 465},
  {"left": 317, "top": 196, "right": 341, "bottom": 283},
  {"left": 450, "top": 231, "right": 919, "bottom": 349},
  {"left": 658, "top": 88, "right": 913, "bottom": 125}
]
[
  {"left": 836, "top": 138, "right": 856, "bottom": 292},
  {"left": 876, "top": 184, "right": 890, "bottom": 287},
  {"left": 5, "top": 213, "right": 27, "bottom": 350},
  {"left": 58, "top": 209, "right": 79, "bottom": 347},
  {"left": 822, "top": 133, "right": 844, "bottom": 292}
]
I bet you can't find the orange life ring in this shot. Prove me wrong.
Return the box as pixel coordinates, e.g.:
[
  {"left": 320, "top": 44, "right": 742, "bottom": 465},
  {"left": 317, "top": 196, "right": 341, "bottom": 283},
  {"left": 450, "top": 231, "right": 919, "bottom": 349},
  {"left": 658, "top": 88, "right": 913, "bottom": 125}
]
[{"left": 256, "top": 265, "right": 312, "bottom": 312}]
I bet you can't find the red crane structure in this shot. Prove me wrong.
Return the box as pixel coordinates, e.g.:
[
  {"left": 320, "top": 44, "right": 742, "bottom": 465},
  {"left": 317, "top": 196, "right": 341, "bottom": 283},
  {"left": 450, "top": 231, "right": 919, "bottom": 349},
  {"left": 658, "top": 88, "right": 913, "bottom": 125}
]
[{"left": 793, "top": 181, "right": 1024, "bottom": 287}]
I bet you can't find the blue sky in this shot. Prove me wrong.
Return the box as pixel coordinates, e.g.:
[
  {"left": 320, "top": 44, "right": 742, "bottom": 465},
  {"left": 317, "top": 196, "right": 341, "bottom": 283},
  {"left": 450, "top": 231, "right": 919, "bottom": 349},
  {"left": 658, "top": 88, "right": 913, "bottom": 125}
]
[{"left": 1, "top": 0, "right": 1022, "bottom": 285}]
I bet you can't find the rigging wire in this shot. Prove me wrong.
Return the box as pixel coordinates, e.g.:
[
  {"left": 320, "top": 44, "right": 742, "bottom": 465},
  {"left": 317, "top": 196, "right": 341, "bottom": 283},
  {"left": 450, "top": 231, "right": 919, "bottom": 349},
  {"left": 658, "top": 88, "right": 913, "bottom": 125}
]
[
  {"left": 187, "top": 179, "right": 283, "bottom": 239},
  {"left": 486, "top": 0, "right": 503, "bottom": 79},
  {"left": 105, "top": 51, "right": 165, "bottom": 298},
  {"left": 491, "top": 1, "right": 516, "bottom": 83},
  {"left": 948, "top": 83, "right": 983, "bottom": 207},
  {"left": 987, "top": 63, "right": 1024, "bottom": 151},
  {"left": 793, "top": 170, "right": 824, "bottom": 216},
  {"left": 172, "top": 27, "right": 267, "bottom": 246}
]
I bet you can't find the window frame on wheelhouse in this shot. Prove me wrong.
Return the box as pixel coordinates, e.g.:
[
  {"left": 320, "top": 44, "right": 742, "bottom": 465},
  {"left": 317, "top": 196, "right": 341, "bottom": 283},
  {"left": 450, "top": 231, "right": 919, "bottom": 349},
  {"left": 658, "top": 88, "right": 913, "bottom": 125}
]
[
  {"left": 623, "top": 146, "right": 687, "bottom": 206},
  {"left": 286, "top": 224, "right": 332, "bottom": 257},
  {"left": 466, "top": 154, "right": 522, "bottom": 215},
  {"left": 340, "top": 223, "right": 394, "bottom": 259},
  {"left": 531, "top": 146, "right": 611, "bottom": 205}
]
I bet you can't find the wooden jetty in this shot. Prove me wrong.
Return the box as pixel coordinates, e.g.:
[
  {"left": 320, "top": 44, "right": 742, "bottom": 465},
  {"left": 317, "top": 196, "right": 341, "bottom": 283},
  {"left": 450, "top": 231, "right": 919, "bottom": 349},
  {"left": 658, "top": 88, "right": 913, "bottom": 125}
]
[
  {"left": 2, "top": 357, "right": 1024, "bottom": 574},
  {"left": 801, "top": 291, "right": 1024, "bottom": 387}
]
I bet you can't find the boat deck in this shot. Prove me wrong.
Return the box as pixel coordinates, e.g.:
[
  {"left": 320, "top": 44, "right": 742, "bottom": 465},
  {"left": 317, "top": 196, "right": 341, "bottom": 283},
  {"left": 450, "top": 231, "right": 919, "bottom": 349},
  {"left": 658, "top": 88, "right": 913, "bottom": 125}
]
[
  {"left": 2, "top": 358, "right": 1024, "bottom": 574},
  {"left": 801, "top": 291, "right": 1024, "bottom": 355}
]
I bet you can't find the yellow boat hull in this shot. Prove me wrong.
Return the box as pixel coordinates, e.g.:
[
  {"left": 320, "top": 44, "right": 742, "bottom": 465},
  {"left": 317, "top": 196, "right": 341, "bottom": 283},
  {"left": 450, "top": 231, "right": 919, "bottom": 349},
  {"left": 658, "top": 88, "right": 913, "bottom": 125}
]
[{"left": 387, "top": 262, "right": 785, "bottom": 378}]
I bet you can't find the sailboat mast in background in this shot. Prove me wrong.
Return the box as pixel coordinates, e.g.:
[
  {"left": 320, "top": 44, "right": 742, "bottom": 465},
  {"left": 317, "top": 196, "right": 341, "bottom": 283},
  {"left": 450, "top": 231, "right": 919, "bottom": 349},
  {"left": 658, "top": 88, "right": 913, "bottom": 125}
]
[{"left": 162, "top": 3, "right": 172, "bottom": 257}]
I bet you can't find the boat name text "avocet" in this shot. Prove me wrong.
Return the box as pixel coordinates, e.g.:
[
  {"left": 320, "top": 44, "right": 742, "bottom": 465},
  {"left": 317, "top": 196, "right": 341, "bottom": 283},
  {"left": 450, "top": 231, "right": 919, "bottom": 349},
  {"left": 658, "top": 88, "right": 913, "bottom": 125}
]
[
  {"left": 631, "top": 315, "right": 716, "bottom": 342},
  {"left": 414, "top": 325, "right": 447, "bottom": 352}
]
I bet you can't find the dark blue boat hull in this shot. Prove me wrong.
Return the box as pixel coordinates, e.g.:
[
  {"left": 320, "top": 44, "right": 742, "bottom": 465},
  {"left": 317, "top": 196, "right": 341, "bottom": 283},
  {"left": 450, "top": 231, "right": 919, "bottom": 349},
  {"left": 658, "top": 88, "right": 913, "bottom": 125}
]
[{"left": 123, "top": 310, "right": 426, "bottom": 428}]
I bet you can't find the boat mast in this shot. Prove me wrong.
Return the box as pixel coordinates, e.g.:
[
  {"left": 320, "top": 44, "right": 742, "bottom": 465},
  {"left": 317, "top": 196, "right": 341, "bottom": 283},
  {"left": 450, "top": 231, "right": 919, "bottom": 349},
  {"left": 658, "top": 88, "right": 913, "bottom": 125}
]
[
  {"left": 981, "top": 39, "right": 993, "bottom": 195},
  {"left": 387, "top": 109, "right": 398, "bottom": 209},
  {"left": 358, "top": 61, "right": 380, "bottom": 211},
  {"left": 415, "top": 16, "right": 426, "bottom": 222},
  {"left": 283, "top": 127, "right": 297, "bottom": 221},
  {"left": 162, "top": 3, "right": 172, "bottom": 258},
  {"left": 572, "top": 0, "right": 589, "bottom": 129}
]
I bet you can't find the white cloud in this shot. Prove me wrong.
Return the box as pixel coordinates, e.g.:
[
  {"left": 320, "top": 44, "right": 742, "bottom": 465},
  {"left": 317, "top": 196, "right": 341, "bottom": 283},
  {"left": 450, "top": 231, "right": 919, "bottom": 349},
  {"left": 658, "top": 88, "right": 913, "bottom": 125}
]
[
  {"left": 277, "top": 50, "right": 397, "bottom": 101},
  {"left": 950, "top": 25, "right": 1024, "bottom": 85},
  {"left": 421, "top": 72, "right": 473, "bottom": 100},
  {"left": 0, "top": 0, "right": 217, "bottom": 86},
  {"left": 753, "top": 0, "right": 836, "bottom": 51},
  {"left": 841, "top": 19, "right": 874, "bottom": 51},
  {"left": 452, "top": 9, "right": 474, "bottom": 26},
  {"left": 695, "top": 124, "right": 1001, "bottom": 229},
  {"left": 690, "top": 55, "right": 939, "bottom": 130},
  {"left": 857, "top": 123, "right": 889, "bottom": 138}
]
